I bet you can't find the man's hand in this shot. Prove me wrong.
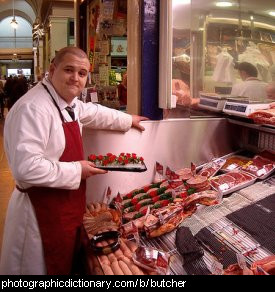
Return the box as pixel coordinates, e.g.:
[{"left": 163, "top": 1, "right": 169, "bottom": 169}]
[
  {"left": 131, "top": 115, "right": 149, "bottom": 131},
  {"left": 79, "top": 160, "right": 108, "bottom": 179}
]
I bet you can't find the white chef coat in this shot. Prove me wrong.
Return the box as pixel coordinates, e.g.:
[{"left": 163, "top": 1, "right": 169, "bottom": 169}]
[
  {"left": 212, "top": 51, "right": 235, "bottom": 83},
  {"left": 231, "top": 78, "right": 268, "bottom": 101},
  {"left": 0, "top": 78, "right": 132, "bottom": 275}
]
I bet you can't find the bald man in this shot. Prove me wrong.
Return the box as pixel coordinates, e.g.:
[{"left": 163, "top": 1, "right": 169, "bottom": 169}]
[{"left": 1, "top": 46, "right": 148, "bottom": 275}]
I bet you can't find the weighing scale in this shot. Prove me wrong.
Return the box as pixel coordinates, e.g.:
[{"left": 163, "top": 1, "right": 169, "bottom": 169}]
[
  {"left": 223, "top": 98, "right": 271, "bottom": 118},
  {"left": 199, "top": 92, "right": 237, "bottom": 112}
]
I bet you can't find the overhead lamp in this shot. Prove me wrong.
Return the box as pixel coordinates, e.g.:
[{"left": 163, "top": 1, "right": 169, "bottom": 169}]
[
  {"left": 173, "top": 0, "right": 191, "bottom": 6},
  {"left": 268, "top": 11, "right": 275, "bottom": 17},
  {"left": 215, "top": 2, "right": 233, "bottom": 7},
  {"left": 10, "top": 0, "right": 18, "bottom": 29}
]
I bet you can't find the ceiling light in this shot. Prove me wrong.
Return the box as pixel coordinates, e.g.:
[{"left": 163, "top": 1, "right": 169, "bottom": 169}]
[
  {"left": 11, "top": 18, "right": 18, "bottom": 29},
  {"left": 268, "top": 11, "right": 275, "bottom": 17},
  {"left": 10, "top": 0, "right": 18, "bottom": 29},
  {"left": 173, "top": 0, "right": 191, "bottom": 6},
  {"left": 215, "top": 2, "right": 233, "bottom": 7}
]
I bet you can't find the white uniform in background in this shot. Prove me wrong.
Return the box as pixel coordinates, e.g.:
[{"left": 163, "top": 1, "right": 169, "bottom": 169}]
[
  {"left": 212, "top": 50, "right": 235, "bottom": 83},
  {"left": 231, "top": 77, "right": 268, "bottom": 101},
  {"left": 0, "top": 78, "right": 132, "bottom": 275}
]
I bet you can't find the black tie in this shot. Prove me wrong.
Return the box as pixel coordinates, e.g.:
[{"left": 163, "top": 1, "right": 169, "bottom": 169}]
[{"left": 65, "top": 106, "right": 75, "bottom": 121}]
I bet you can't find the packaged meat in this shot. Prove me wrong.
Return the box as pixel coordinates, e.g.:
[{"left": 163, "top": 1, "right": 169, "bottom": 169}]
[
  {"left": 241, "top": 155, "right": 275, "bottom": 179},
  {"left": 132, "top": 246, "right": 170, "bottom": 275},
  {"left": 210, "top": 171, "right": 256, "bottom": 195},
  {"left": 198, "top": 158, "right": 226, "bottom": 178},
  {"left": 248, "top": 108, "right": 275, "bottom": 126},
  {"left": 221, "top": 156, "right": 252, "bottom": 172}
]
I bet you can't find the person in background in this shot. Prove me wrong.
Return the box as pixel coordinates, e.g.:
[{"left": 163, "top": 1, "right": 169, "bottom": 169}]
[
  {"left": 117, "top": 71, "right": 127, "bottom": 107},
  {"left": 3, "top": 76, "right": 13, "bottom": 110},
  {"left": 231, "top": 62, "right": 267, "bottom": 101},
  {"left": 8, "top": 75, "right": 28, "bottom": 109},
  {"left": 1, "top": 46, "right": 148, "bottom": 275}
]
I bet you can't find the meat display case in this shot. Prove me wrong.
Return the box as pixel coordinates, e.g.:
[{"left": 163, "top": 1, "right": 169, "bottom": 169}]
[
  {"left": 82, "top": 117, "right": 275, "bottom": 275},
  {"left": 83, "top": 117, "right": 274, "bottom": 202}
]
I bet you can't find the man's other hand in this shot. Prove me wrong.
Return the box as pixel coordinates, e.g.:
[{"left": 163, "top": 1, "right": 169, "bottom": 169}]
[{"left": 131, "top": 115, "right": 149, "bottom": 131}]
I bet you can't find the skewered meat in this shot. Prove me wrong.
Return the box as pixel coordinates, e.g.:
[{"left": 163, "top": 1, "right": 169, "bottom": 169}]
[{"left": 183, "top": 190, "right": 218, "bottom": 209}]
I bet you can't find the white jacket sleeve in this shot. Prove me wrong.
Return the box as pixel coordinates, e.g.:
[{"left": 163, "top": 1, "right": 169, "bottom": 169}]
[
  {"left": 77, "top": 101, "right": 132, "bottom": 131},
  {"left": 4, "top": 103, "right": 82, "bottom": 190}
]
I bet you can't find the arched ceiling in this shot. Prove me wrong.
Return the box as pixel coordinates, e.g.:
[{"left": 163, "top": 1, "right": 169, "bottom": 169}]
[{"left": 0, "top": 0, "right": 74, "bottom": 61}]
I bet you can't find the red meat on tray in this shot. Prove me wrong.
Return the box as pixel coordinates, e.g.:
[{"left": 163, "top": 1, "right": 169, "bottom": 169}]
[
  {"left": 241, "top": 155, "right": 275, "bottom": 178},
  {"left": 210, "top": 171, "right": 256, "bottom": 195}
]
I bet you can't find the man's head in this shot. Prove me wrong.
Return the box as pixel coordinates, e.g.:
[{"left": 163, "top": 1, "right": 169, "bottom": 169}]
[
  {"left": 235, "top": 62, "right": 258, "bottom": 81},
  {"left": 48, "top": 47, "right": 90, "bottom": 104},
  {"left": 266, "top": 82, "right": 275, "bottom": 100}
]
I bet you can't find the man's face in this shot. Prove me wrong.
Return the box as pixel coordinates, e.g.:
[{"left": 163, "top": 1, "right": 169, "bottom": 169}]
[{"left": 49, "top": 53, "right": 90, "bottom": 103}]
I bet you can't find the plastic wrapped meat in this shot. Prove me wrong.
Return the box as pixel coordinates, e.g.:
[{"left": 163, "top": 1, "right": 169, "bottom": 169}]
[
  {"left": 210, "top": 171, "right": 256, "bottom": 195},
  {"left": 132, "top": 246, "right": 170, "bottom": 275},
  {"left": 221, "top": 156, "right": 251, "bottom": 172},
  {"left": 241, "top": 155, "right": 275, "bottom": 178},
  {"left": 198, "top": 159, "right": 225, "bottom": 178},
  {"left": 248, "top": 108, "right": 275, "bottom": 125}
]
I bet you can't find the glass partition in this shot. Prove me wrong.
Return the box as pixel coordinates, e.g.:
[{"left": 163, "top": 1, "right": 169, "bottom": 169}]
[{"left": 160, "top": 0, "right": 275, "bottom": 119}]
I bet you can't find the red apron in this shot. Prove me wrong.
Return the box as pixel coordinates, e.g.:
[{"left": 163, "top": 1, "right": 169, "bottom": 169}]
[{"left": 26, "top": 85, "right": 86, "bottom": 275}]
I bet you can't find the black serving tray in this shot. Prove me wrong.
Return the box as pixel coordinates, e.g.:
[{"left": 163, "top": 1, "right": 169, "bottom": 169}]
[{"left": 95, "top": 163, "right": 147, "bottom": 172}]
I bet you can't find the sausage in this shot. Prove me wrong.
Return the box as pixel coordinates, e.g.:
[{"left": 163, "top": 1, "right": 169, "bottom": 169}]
[
  {"left": 94, "top": 266, "right": 104, "bottom": 275},
  {"left": 113, "top": 248, "right": 124, "bottom": 259},
  {"left": 119, "top": 239, "right": 133, "bottom": 258},
  {"left": 118, "top": 260, "right": 133, "bottom": 275},
  {"left": 121, "top": 256, "right": 144, "bottom": 275},
  {"left": 97, "top": 240, "right": 117, "bottom": 263},
  {"left": 111, "top": 260, "right": 124, "bottom": 275},
  {"left": 98, "top": 254, "right": 110, "bottom": 266},
  {"left": 101, "top": 264, "right": 114, "bottom": 275}
]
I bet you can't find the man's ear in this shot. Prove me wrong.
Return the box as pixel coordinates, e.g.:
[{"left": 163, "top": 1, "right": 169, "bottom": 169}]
[{"left": 48, "top": 63, "right": 56, "bottom": 78}]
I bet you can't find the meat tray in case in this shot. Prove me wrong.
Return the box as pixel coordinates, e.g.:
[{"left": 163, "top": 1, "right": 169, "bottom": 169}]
[{"left": 209, "top": 171, "right": 257, "bottom": 196}]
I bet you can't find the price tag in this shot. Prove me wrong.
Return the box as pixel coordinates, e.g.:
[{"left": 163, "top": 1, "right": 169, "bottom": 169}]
[
  {"left": 256, "top": 169, "right": 267, "bottom": 177},
  {"left": 171, "top": 95, "right": 177, "bottom": 108}
]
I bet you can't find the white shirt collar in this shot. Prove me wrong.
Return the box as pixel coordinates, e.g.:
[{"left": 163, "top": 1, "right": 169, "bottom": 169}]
[{"left": 42, "top": 77, "right": 78, "bottom": 111}]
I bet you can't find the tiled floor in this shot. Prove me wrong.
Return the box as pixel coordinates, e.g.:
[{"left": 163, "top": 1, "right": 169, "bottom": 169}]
[{"left": 0, "top": 110, "right": 14, "bottom": 253}]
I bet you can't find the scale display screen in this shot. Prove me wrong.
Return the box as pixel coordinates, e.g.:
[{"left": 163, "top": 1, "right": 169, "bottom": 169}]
[
  {"left": 200, "top": 99, "right": 218, "bottom": 108},
  {"left": 224, "top": 104, "right": 247, "bottom": 113}
]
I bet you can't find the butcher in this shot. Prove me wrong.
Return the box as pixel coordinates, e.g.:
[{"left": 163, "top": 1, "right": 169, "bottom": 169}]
[
  {"left": 231, "top": 62, "right": 267, "bottom": 102},
  {"left": 0, "top": 46, "right": 147, "bottom": 275}
]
